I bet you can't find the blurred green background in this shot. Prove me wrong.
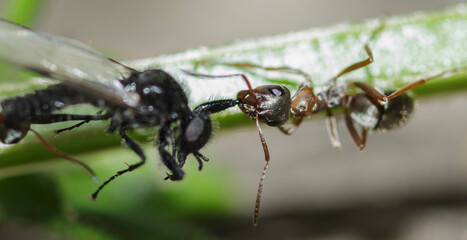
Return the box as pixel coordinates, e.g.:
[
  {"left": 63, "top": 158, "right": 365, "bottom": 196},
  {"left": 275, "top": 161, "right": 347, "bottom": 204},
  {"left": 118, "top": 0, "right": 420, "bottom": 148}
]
[{"left": 1, "top": 0, "right": 467, "bottom": 240}]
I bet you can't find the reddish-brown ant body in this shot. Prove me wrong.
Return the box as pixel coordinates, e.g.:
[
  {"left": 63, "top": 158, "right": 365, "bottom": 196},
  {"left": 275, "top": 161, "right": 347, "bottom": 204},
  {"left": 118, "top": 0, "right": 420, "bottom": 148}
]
[
  {"left": 224, "top": 44, "right": 462, "bottom": 150},
  {"left": 210, "top": 45, "right": 464, "bottom": 225}
]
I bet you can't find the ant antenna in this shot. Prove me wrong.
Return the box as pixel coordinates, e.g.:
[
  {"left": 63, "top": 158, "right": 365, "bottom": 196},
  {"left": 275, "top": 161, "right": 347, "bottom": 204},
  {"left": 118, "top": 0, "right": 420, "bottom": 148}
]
[
  {"left": 29, "top": 128, "right": 99, "bottom": 183},
  {"left": 253, "top": 113, "right": 270, "bottom": 226}
]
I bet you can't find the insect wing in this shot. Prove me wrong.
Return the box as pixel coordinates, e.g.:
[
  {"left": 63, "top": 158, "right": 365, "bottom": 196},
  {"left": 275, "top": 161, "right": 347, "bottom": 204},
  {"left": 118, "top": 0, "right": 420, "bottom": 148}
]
[{"left": 0, "top": 19, "right": 139, "bottom": 108}]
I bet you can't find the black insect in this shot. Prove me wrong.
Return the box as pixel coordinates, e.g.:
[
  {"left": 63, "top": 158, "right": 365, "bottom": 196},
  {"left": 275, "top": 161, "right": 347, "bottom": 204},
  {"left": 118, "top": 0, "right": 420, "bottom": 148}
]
[
  {"left": 0, "top": 18, "right": 259, "bottom": 199},
  {"left": 220, "top": 45, "right": 463, "bottom": 150}
]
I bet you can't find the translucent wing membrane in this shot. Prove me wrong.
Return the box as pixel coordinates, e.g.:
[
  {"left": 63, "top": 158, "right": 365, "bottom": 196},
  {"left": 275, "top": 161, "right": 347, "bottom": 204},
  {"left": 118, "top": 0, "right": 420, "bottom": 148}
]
[{"left": 0, "top": 19, "right": 139, "bottom": 108}]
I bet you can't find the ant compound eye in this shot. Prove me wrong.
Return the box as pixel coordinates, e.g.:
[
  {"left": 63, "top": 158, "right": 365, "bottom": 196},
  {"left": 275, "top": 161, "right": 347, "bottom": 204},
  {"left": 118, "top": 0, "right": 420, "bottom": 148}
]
[
  {"left": 185, "top": 116, "right": 204, "bottom": 142},
  {"left": 268, "top": 87, "right": 284, "bottom": 97}
]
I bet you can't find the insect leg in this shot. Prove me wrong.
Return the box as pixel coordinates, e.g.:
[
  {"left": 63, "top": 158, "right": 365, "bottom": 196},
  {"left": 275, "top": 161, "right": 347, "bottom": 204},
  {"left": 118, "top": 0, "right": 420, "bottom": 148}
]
[
  {"left": 342, "top": 96, "right": 367, "bottom": 150},
  {"left": 159, "top": 125, "right": 184, "bottom": 181},
  {"left": 193, "top": 151, "right": 209, "bottom": 171},
  {"left": 325, "top": 108, "right": 342, "bottom": 149},
  {"left": 55, "top": 121, "right": 92, "bottom": 134},
  {"left": 31, "top": 114, "right": 111, "bottom": 134},
  {"left": 31, "top": 114, "right": 111, "bottom": 124},
  {"left": 90, "top": 125, "right": 146, "bottom": 200},
  {"left": 332, "top": 44, "right": 374, "bottom": 83},
  {"left": 29, "top": 128, "right": 98, "bottom": 182},
  {"left": 350, "top": 66, "right": 466, "bottom": 104},
  {"left": 278, "top": 116, "right": 303, "bottom": 135},
  {"left": 348, "top": 81, "right": 388, "bottom": 102},
  {"left": 387, "top": 67, "right": 465, "bottom": 100}
]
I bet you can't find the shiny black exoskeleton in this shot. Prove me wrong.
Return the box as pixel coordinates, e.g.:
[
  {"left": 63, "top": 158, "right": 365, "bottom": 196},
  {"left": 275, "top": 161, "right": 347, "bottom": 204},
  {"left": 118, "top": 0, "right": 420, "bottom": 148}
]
[
  {"left": 0, "top": 69, "right": 239, "bottom": 199},
  {"left": 349, "top": 91, "right": 414, "bottom": 131}
]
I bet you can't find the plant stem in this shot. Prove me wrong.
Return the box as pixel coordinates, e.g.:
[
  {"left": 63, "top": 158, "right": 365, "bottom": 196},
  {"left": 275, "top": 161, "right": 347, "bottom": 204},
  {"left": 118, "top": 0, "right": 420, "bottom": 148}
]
[{"left": 0, "top": 4, "right": 466, "bottom": 176}]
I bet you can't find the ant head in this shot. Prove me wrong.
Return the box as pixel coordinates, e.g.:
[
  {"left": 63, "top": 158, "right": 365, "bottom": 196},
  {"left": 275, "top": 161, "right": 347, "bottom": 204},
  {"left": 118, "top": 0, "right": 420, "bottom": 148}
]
[
  {"left": 0, "top": 117, "right": 30, "bottom": 144},
  {"left": 237, "top": 85, "right": 291, "bottom": 126},
  {"left": 378, "top": 91, "right": 414, "bottom": 130}
]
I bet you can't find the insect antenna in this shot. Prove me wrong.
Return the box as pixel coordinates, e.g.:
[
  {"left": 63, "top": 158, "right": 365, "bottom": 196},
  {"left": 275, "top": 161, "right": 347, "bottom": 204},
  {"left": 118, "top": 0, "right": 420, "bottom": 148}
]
[
  {"left": 107, "top": 57, "right": 139, "bottom": 74},
  {"left": 29, "top": 128, "right": 99, "bottom": 183},
  {"left": 253, "top": 113, "right": 270, "bottom": 226}
]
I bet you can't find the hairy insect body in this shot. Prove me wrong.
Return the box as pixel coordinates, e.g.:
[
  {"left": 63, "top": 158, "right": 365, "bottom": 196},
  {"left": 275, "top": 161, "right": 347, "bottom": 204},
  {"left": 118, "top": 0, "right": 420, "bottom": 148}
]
[
  {"left": 0, "top": 84, "right": 89, "bottom": 144},
  {"left": 116, "top": 70, "right": 191, "bottom": 127}
]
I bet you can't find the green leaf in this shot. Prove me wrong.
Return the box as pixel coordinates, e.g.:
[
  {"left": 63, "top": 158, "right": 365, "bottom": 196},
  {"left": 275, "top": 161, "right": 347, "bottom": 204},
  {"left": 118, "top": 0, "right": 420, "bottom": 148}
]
[{"left": 0, "top": 4, "right": 467, "bottom": 178}]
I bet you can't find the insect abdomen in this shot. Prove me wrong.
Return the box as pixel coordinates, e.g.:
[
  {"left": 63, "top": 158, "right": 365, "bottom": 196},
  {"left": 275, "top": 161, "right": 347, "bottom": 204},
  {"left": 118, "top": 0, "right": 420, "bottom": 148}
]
[{"left": 0, "top": 83, "right": 89, "bottom": 122}]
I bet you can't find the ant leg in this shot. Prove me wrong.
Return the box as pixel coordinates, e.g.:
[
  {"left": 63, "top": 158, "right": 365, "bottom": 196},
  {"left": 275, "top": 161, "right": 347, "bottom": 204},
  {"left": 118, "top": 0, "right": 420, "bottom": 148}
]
[
  {"left": 387, "top": 67, "right": 464, "bottom": 100},
  {"left": 350, "top": 66, "right": 466, "bottom": 103},
  {"left": 158, "top": 125, "right": 184, "bottom": 181},
  {"left": 332, "top": 44, "right": 374, "bottom": 83},
  {"left": 325, "top": 108, "right": 342, "bottom": 149},
  {"left": 29, "top": 129, "right": 98, "bottom": 182},
  {"left": 90, "top": 126, "right": 146, "bottom": 200},
  {"left": 278, "top": 116, "right": 303, "bottom": 135},
  {"left": 253, "top": 113, "right": 270, "bottom": 226},
  {"left": 348, "top": 82, "right": 388, "bottom": 102},
  {"left": 342, "top": 96, "right": 367, "bottom": 150}
]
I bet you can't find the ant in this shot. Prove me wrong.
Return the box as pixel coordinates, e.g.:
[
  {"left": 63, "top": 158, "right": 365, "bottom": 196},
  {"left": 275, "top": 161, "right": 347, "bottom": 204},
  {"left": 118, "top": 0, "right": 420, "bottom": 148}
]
[
  {"left": 202, "top": 45, "right": 464, "bottom": 225},
  {"left": 221, "top": 44, "right": 464, "bottom": 151},
  {"left": 0, "top": 18, "right": 289, "bottom": 201}
]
